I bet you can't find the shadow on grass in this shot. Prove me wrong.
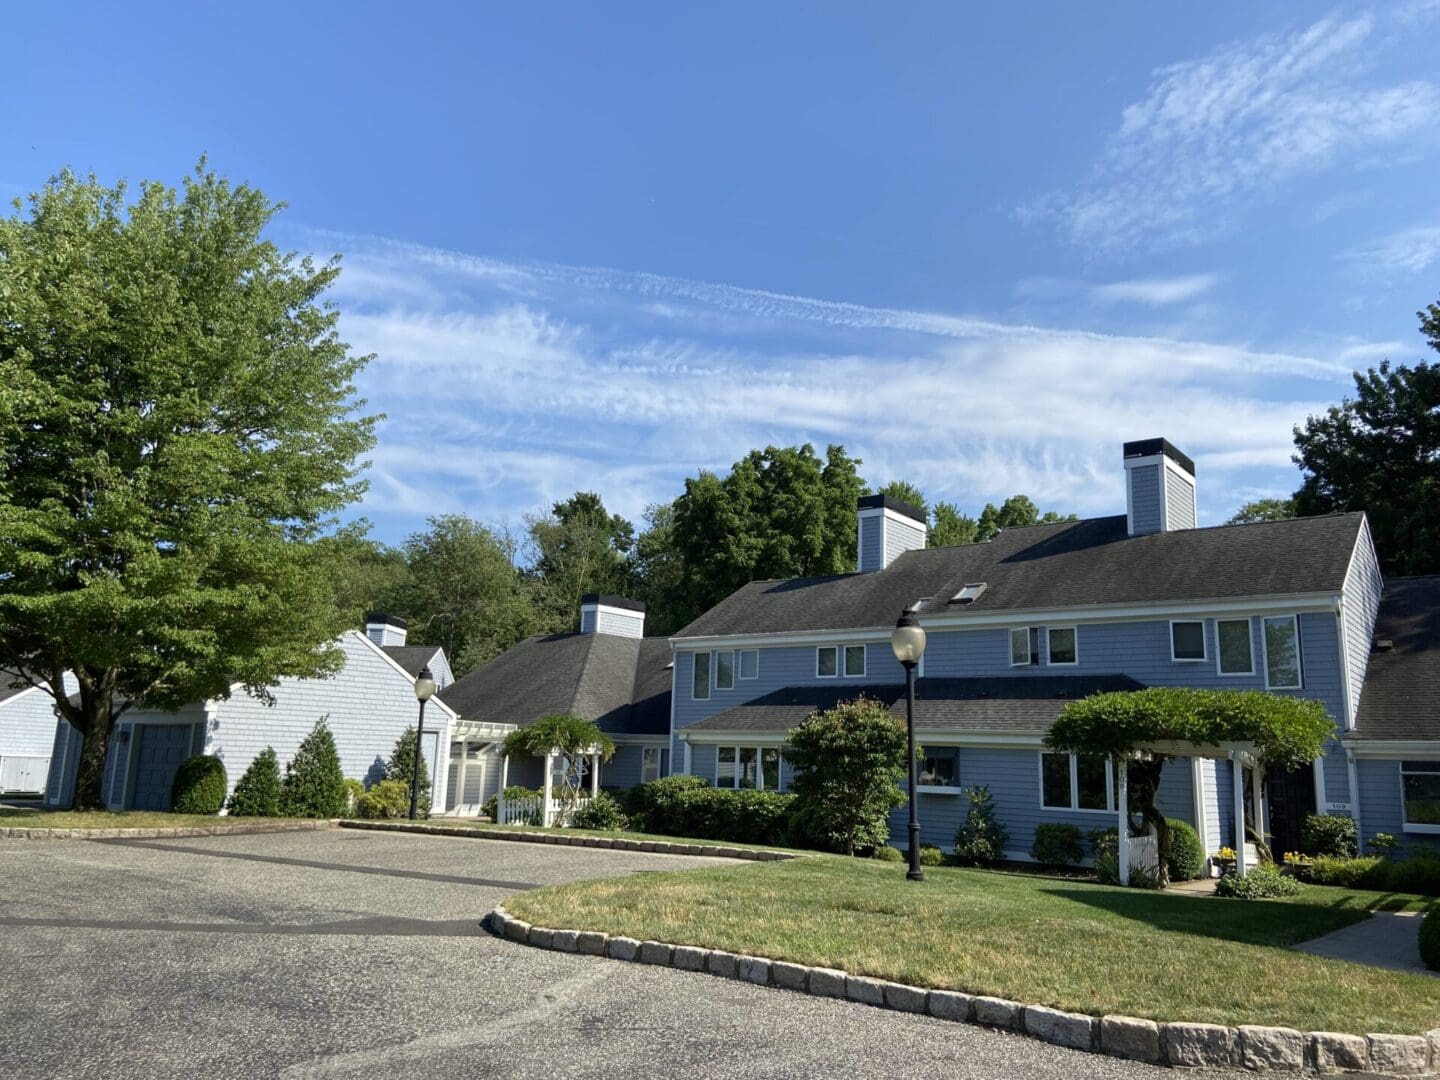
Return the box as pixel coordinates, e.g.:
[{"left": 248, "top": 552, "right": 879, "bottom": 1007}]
[{"left": 1040, "top": 886, "right": 1373, "bottom": 948}]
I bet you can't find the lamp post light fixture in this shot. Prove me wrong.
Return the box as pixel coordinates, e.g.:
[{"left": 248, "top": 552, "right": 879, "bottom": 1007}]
[
  {"left": 890, "top": 610, "right": 927, "bottom": 882},
  {"left": 409, "top": 664, "right": 438, "bottom": 820}
]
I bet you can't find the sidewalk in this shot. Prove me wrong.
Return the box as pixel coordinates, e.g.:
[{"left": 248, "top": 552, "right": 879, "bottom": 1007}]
[{"left": 1293, "top": 911, "right": 1432, "bottom": 975}]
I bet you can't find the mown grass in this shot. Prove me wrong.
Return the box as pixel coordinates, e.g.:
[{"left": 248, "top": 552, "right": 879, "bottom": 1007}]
[
  {"left": 422, "top": 818, "right": 817, "bottom": 854},
  {"left": 506, "top": 856, "right": 1440, "bottom": 1033},
  {"left": 0, "top": 809, "right": 310, "bottom": 829}
]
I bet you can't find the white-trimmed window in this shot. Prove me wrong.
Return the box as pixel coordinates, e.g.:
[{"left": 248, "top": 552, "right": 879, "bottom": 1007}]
[
  {"left": 844, "top": 644, "right": 866, "bottom": 677},
  {"left": 1010, "top": 627, "right": 1033, "bottom": 666},
  {"left": 816, "top": 646, "right": 838, "bottom": 678},
  {"left": 918, "top": 747, "right": 960, "bottom": 789},
  {"left": 692, "top": 652, "right": 711, "bottom": 700},
  {"left": 641, "top": 747, "right": 662, "bottom": 783},
  {"left": 1047, "top": 626, "right": 1077, "bottom": 666},
  {"left": 1216, "top": 618, "right": 1254, "bottom": 676},
  {"left": 1170, "top": 620, "right": 1206, "bottom": 662},
  {"left": 1040, "top": 751, "right": 1114, "bottom": 812},
  {"left": 1401, "top": 761, "right": 1440, "bottom": 833},
  {"left": 738, "top": 649, "right": 759, "bottom": 679},
  {"left": 716, "top": 746, "right": 783, "bottom": 790},
  {"left": 1263, "top": 615, "right": 1302, "bottom": 689},
  {"left": 715, "top": 650, "right": 735, "bottom": 690}
]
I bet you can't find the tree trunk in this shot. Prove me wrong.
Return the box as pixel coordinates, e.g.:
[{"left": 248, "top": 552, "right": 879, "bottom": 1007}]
[
  {"left": 66, "top": 671, "right": 118, "bottom": 811},
  {"left": 1130, "top": 756, "right": 1170, "bottom": 888}
]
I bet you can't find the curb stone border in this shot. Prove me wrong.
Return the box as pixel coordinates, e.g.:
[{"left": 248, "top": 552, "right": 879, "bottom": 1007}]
[
  {"left": 338, "top": 820, "right": 798, "bottom": 861},
  {"left": 0, "top": 820, "right": 335, "bottom": 841},
  {"left": 485, "top": 905, "right": 1440, "bottom": 1077}
]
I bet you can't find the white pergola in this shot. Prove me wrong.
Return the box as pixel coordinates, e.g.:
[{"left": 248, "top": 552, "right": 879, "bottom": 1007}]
[
  {"left": 447, "top": 720, "right": 516, "bottom": 816},
  {"left": 1117, "top": 741, "right": 1264, "bottom": 885}
]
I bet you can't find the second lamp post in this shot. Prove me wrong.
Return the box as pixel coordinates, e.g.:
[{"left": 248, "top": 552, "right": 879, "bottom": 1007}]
[
  {"left": 408, "top": 664, "right": 437, "bottom": 820},
  {"left": 890, "top": 610, "right": 927, "bottom": 882}
]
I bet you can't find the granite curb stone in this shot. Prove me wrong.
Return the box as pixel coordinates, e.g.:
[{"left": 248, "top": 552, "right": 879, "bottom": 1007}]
[
  {"left": 972, "top": 996, "right": 1023, "bottom": 1030},
  {"left": 883, "top": 982, "right": 928, "bottom": 1013},
  {"left": 927, "top": 990, "right": 973, "bottom": 1023},
  {"left": 770, "top": 961, "right": 809, "bottom": 991},
  {"left": 1237, "top": 1026, "right": 1304, "bottom": 1072},
  {"left": 1366, "top": 1034, "right": 1429, "bottom": 1076},
  {"left": 845, "top": 975, "right": 887, "bottom": 1007},
  {"left": 672, "top": 946, "right": 708, "bottom": 972},
  {"left": 1305, "top": 1032, "right": 1367, "bottom": 1074},
  {"left": 606, "top": 936, "right": 640, "bottom": 962},
  {"left": 1101, "top": 1016, "right": 1162, "bottom": 1064},
  {"left": 0, "top": 820, "right": 334, "bottom": 841},
  {"left": 1165, "top": 1023, "right": 1233, "bottom": 1068},
  {"left": 808, "top": 967, "right": 846, "bottom": 998},
  {"left": 1025, "top": 1006, "right": 1096, "bottom": 1051},
  {"left": 737, "top": 956, "right": 771, "bottom": 985},
  {"left": 638, "top": 940, "right": 673, "bottom": 966},
  {"left": 575, "top": 931, "right": 607, "bottom": 956}
]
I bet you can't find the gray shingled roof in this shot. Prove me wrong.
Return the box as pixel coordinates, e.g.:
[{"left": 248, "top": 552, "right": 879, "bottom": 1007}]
[
  {"left": 684, "top": 675, "right": 1143, "bottom": 735},
  {"left": 382, "top": 645, "right": 445, "bottom": 678},
  {"left": 1350, "top": 576, "right": 1440, "bottom": 741},
  {"left": 438, "top": 633, "right": 671, "bottom": 735},
  {"left": 675, "top": 513, "right": 1366, "bottom": 638}
]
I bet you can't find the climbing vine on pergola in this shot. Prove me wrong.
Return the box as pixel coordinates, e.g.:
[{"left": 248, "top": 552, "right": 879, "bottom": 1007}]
[{"left": 1047, "top": 688, "right": 1334, "bottom": 886}]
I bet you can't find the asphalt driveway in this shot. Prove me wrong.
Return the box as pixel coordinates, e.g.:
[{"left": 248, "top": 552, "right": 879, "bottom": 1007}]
[{"left": 0, "top": 829, "right": 1243, "bottom": 1079}]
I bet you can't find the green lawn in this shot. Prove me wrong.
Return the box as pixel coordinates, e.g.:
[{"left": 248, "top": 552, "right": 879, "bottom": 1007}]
[
  {"left": 505, "top": 856, "right": 1440, "bottom": 1034},
  {"left": 0, "top": 809, "right": 312, "bottom": 829},
  {"left": 411, "top": 818, "right": 816, "bottom": 854}
]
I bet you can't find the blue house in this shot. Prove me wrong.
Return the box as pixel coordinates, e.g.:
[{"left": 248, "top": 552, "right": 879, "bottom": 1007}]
[{"left": 664, "top": 437, "right": 1437, "bottom": 868}]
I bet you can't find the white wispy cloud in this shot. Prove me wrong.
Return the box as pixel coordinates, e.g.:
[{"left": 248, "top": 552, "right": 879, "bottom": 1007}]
[
  {"left": 1029, "top": 10, "right": 1440, "bottom": 253},
  {"left": 306, "top": 231, "right": 1351, "bottom": 537},
  {"left": 1092, "top": 274, "right": 1219, "bottom": 306},
  {"left": 1343, "top": 223, "right": 1440, "bottom": 275}
]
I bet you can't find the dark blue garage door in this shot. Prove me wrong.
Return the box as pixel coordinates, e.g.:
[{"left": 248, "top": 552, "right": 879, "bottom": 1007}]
[{"left": 129, "top": 725, "right": 194, "bottom": 810}]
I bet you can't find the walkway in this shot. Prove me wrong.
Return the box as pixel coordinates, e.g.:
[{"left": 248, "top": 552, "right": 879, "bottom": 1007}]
[{"left": 1293, "top": 910, "right": 1432, "bottom": 975}]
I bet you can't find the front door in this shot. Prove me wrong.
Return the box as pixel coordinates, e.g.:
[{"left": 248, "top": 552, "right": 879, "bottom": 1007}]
[
  {"left": 129, "top": 725, "right": 194, "bottom": 811},
  {"left": 1264, "top": 764, "right": 1316, "bottom": 858}
]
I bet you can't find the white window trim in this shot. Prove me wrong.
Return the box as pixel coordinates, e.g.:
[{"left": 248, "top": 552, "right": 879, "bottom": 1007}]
[
  {"left": 816, "top": 645, "right": 838, "bottom": 678},
  {"left": 691, "top": 651, "right": 711, "bottom": 701},
  {"left": 714, "top": 745, "right": 785, "bottom": 791},
  {"left": 1009, "top": 627, "right": 1031, "bottom": 667},
  {"left": 1399, "top": 761, "right": 1440, "bottom": 834},
  {"left": 1038, "top": 751, "right": 1116, "bottom": 814},
  {"left": 1046, "top": 625, "right": 1078, "bottom": 667},
  {"left": 738, "top": 649, "right": 759, "bottom": 679},
  {"left": 1169, "top": 619, "right": 1208, "bottom": 663},
  {"left": 1262, "top": 614, "right": 1303, "bottom": 690},
  {"left": 715, "top": 649, "right": 735, "bottom": 691},
  {"left": 917, "top": 746, "right": 961, "bottom": 792},
  {"left": 843, "top": 643, "right": 866, "bottom": 678},
  {"left": 1215, "top": 617, "right": 1255, "bottom": 677}
]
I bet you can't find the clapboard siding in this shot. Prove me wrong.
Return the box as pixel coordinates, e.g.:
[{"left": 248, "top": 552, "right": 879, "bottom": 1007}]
[
  {"left": 1128, "top": 464, "right": 1162, "bottom": 535},
  {"left": 1340, "top": 521, "right": 1383, "bottom": 727},
  {"left": 1355, "top": 759, "right": 1440, "bottom": 856},
  {"left": 1165, "top": 469, "right": 1196, "bottom": 530}
]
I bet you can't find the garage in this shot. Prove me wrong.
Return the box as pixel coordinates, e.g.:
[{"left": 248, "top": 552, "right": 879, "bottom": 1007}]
[{"left": 128, "top": 724, "right": 197, "bottom": 811}]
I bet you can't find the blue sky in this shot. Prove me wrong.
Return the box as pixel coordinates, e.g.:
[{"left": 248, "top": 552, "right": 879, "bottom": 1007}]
[{"left": 5, "top": 2, "right": 1439, "bottom": 544}]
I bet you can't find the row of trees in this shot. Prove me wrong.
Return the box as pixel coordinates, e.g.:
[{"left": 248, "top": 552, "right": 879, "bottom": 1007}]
[{"left": 333, "top": 448, "right": 1078, "bottom": 674}]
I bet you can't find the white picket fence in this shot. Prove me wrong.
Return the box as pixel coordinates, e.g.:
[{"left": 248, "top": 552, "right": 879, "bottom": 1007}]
[{"left": 497, "top": 791, "right": 592, "bottom": 828}]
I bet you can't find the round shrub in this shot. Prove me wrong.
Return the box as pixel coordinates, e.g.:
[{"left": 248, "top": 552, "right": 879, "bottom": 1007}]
[
  {"left": 342, "top": 778, "right": 365, "bottom": 816},
  {"left": 1301, "top": 813, "right": 1358, "bottom": 858},
  {"left": 1420, "top": 908, "right": 1440, "bottom": 971},
  {"left": 872, "top": 845, "right": 903, "bottom": 862},
  {"left": 1165, "top": 819, "right": 1205, "bottom": 881},
  {"left": 1030, "top": 823, "right": 1084, "bottom": 867},
  {"left": 1386, "top": 850, "right": 1440, "bottom": 896},
  {"left": 171, "top": 755, "right": 227, "bottom": 815},
  {"left": 626, "top": 774, "right": 710, "bottom": 833},
  {"left": 1215, "top": 864, "right": 1301, "bottom": 899},
  {"left": 227, "top": 747, "right": 282, "bottom": 817},
  {"left": 355, "top": 779, "right": 411, "bottom": 819},
  {"left": 573, "top": 791, "right": 629, "bottom": 831},
  {"left": 918, "top": 844, "right": 946, "bottom": 866}
]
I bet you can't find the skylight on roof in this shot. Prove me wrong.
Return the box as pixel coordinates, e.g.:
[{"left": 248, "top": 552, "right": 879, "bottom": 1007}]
[{"left": 950, "top": 582, "right": 987, "bottom": 605}]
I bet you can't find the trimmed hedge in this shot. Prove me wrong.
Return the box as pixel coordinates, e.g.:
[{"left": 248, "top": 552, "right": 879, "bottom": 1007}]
[
  {"left": 624, "top": 777, "right": 794, "bottom": 846},
  {"left": 1165, "top": 819, "right": 1205, "bottom": 881},
  {"left": 1215, "top": 864, "right": 1301, "bottom": 899},
  {"left": 1031, "top": 823, "right": 1084, "bottom": 867},
  {"left": 171, "top": 755, "right": 227, "bottom": 815},
  {"left": 573, "top": 791, "right": 629, "bottom": 831},
  {"left": 1306, "top": 851, "right": 1440, "bottom": 896},
  {"left": 355, "top": 779, "right": 411, "bottom": 819},
  {"left": 227, "top": 747, "right": 282, "bottom": 817},
  {"left": 1421, "top": 908, "right": 1440, "bottom": 972},
  {"left": 1301, "top": 813, "right": 1358, "bottom": 858},
  {"left": 1308, "top": 854, "right": 1386, "bottom": 888},
  {"left": 280, "top": 719, "right": 348, "bottom": 818}
]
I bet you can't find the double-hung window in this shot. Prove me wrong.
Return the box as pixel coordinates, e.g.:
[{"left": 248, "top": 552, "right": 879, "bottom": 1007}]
[
  {"left": 1040, "top": 751, "right": 1114, "bottom": 812},
  {"left": 1010, "top": 627, "right": 1038, "bottom": 666},
  {"left": 1263, "top": 615, "right": 1302, "bottom": 689},
  {"left": 692, "top": 652, "right": 711, "bottom": 700},
  {"left": 1047, "top": 627, "right": 1077, "bottom": 665},
  {"left": 1216, "top": 618, "right": 1254, "bottom": 675},
  {"left": 640, "top": 747, "right": 663, "bottom": 784},
  {"left": 1401, "top": 761, "right": 1440, "bottom": 833},
  {"left": 844, "top": 644, "right": 866, "bottom": 677},
  {"left": 715, "top": 650, "right": 735, "bottom": 690},
  {"left": 716, "top": 746, "right": 783, "bottom": 791},
  {"left": 738, "top": 649, "right": 759, "bottom": 679},
  {"left": 918, "top": 747, "right": 960, "bottom": 789},
  {"left": 1170, "top": 621, "right": 1207, "bottom": 662},
  {"left": 818, "top": 644, "right": 866, "bottom": 677},
  {"left": 817, "top": 646, "right": 838, "bottom": 677}
]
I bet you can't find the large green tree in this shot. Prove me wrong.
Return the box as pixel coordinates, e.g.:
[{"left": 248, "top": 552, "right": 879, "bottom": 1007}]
[
  {"left": 527, "top": 491, "right": 634, "bottom": 631},
  {"left": 0, "top": 166, "right": 376, "bottom": 808},
  {"left": 671, "top": 443, "right": 865, "bottom": 619},
  {"left": 402, "top": 514, "right": 536, "bottom": 673},
  {"left": 629, "top": 502, "right": 689, "bottom": 636},
  {"left": 1293, "top": 346, "right": 1440, "bottom": 575},
  {"left": 1226, "top": 498, "right": 1296, "bottom": 525}
]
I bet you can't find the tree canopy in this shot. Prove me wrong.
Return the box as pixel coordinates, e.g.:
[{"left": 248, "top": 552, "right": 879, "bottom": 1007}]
[
  {"left": 1226, "top": 498, "right": 1296, "bottom": 525},
  {"left": 502, "top": 713, "right": 615, "bottom": 824},
  {"left": 0, "top": 165, "right": 376, "bottom": 808},
  {"left": 527, "top": 491, "right": 634, "bottom": 630},
  {"left": 1293, "top": 352, "right": 1440, "bottom": 575}
]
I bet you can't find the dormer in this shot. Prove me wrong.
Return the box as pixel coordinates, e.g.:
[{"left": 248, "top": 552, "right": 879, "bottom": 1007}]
[{"left": 1123, "top": 438, "right": 1197, "bottom": 536}]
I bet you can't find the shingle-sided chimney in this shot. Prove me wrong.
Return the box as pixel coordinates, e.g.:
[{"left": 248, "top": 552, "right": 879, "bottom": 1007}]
[
  {"left": 856, "top": 494, "right": 928, "bottom": 573},
  {"left": 579, "top": 594, "right": 646, "bottom": 638},
  {"left": 364, "top": 613, "right": 408, "bottom": 647},
  {"left": 1123, "top": 438, "right": 1197, "bottom": 536}
]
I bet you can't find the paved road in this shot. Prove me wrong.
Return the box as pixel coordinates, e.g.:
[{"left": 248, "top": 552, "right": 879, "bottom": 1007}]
[{"left": 0, "top": 829, "right": 1243, "bottom": 1079}]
